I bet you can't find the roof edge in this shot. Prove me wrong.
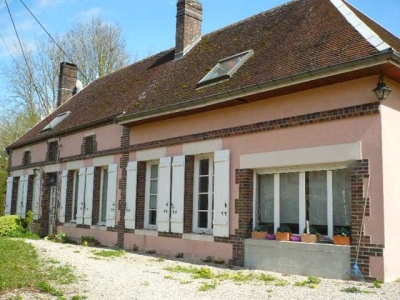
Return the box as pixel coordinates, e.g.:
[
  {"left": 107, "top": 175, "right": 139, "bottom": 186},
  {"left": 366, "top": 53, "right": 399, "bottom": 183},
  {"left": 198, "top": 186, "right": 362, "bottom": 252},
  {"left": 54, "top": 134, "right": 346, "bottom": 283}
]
[
  {"left": 331, "top": 0, "right": 390, "bottom": 51},
  {"left": 117, "top": 50, "right": 400, "bottom": 125}
]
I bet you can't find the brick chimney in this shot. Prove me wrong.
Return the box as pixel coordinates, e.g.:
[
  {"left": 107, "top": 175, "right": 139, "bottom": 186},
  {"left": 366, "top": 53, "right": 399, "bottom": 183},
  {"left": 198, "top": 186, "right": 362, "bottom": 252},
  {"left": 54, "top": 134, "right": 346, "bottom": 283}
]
[
  {"left": 175, "top": 0, "right": 203, "bottom": 59},
  {"left": 57, "top": 62, "right": 78, "bottom": 107}
]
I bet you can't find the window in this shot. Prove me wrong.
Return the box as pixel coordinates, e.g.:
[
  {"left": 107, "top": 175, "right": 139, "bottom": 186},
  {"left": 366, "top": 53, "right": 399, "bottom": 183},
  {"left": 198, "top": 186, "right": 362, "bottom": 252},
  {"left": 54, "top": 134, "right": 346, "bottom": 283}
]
[
  {"left": 22, "top": 151, "right": 31, "bottom": 166},
  {"left": 99, "top": 167, "right": 109, "bottom": 225},
  {"left": 193, "top": 156, "right": 214, "bottom": 234},
  {"left": 257, "top": 168, "right": 351, "bottom": 238},
  {"left": 83, "top": 136, "right": 96, "bottom": 155},
  {"left": 145, "top": 162, "right": 159, "bottom": 229},
  {"left": 71, "top": 170, "right": 79, "bottom": 222},
  {"left": 197, "top": 50, "right": 254, "bottom": 87},
  {"left": 47, "top": 141, "right": 58, "bottom": 162},
  {"left": 41, "top": 111, "right": 71, "bottom": 133}
]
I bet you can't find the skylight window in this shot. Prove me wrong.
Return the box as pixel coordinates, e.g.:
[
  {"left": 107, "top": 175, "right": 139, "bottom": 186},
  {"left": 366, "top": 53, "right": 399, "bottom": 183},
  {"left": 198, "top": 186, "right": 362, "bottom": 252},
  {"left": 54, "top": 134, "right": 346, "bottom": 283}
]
[
  {"left": 198, "top": 50, "right": 254, "bottom": 87},
  {"left": 41, "top": 111, "right": 71, "bottom": 133}
]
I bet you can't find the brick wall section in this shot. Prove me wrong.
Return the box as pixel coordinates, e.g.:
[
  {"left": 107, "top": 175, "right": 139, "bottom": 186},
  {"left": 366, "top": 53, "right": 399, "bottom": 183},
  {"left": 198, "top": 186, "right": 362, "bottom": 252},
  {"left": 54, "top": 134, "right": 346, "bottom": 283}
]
[
  {"left": 39, "top": 173, "right": 51, "bottom": 237},
  {"left": 110, "top": 126, "right": 130, "bottom": 247},
  {"left": 92, "top": 167, "right": 102, "bottom": 225},
  {"left": 136, "top": 161, "right": 146, "bottom": 230},
  {"left": 81, "top": 135, "right": 97, "bottom": 155},
  {"left": 46, "top": 141, "right": 58, "bottom": 162},
  {"left": 184, "top": 156, "right": 194, "bottom": 233},
  {"left": 22, "top": 151, "right": 31, "bottom": 166},
  {"left": 26, "top": 175, "right": 34, "bottom": 213},
  {"left": 9, "top": 102, "right": 380, "bottom": 172},
  {"left": 350, "top": 160, "right": 384, "bottom": 281},
  {"left": 11, "top": 177, "right": 19, "bottom": 214},
  {"left": 65, "top": 171, "right": 75, "bottom": 222}
]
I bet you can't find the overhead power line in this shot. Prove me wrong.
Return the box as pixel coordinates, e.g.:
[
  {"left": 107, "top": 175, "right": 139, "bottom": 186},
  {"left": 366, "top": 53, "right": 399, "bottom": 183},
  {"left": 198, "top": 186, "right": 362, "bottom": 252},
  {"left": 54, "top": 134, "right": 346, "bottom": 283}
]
[
  {"left": 4, "top": 0, "right": 51, "bottom": 126},
  {"left": 19, "top": 0, "right": 89, "bottom": 83}
]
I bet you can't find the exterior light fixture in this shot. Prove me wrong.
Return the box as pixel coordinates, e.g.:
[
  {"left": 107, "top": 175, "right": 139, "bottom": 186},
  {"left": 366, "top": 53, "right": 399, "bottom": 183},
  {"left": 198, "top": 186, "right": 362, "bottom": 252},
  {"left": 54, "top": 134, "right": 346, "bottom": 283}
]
[
  {"left": 373, "top": 73, "right": 392, "bottom": 101},
  {"left": 33, "top": 168, "right": 40, "bottom": 177}
]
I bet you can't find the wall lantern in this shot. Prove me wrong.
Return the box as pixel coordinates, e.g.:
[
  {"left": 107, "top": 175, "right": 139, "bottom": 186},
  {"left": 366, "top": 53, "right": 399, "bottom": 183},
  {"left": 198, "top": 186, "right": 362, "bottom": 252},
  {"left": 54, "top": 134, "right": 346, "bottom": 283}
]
[{"left": 373, "top": 73, "right": 392, "bottom": 101}]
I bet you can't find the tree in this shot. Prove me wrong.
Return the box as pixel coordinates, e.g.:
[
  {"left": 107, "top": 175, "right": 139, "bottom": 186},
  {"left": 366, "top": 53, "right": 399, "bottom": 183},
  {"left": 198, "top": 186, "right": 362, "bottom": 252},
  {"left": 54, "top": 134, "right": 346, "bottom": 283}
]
[
  {"left": 0, "top": 112, "right": 40, "bottom": 216},
  {"left": 1, "top": 16, "right": 132, "bottom": 117}
]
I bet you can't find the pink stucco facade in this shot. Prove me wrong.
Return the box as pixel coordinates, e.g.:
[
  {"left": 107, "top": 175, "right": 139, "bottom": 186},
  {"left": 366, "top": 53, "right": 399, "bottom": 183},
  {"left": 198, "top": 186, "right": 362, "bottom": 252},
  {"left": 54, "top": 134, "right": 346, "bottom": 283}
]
[{"left": 9, "top": 75, "right": 400, "bottom": 281}]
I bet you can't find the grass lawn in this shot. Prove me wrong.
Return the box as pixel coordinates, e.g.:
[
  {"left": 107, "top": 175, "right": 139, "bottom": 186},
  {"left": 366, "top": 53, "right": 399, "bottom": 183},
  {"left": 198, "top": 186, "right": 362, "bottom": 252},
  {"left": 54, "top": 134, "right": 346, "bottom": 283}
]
[{"left": 0, "top": 237, "right": 79, "bottom": 299}]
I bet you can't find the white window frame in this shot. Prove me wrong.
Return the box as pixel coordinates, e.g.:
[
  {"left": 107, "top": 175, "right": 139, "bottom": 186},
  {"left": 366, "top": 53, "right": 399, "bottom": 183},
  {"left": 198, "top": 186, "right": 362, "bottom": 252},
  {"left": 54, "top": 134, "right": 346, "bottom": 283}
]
[
  {"left": 144, "top": 160, "right": 159, "bottom": 230},
  {"left": 71, "top": 170, "right": 79, "bottom": 223},
  {"left": 98, "top": 166, "right": 109, "bottom": 226},
  {"left": 254, "top": 163, "right": 350, "bottom": 239},
  {"left": 193, "top": 154, "right": 214, "bottom": 234}
]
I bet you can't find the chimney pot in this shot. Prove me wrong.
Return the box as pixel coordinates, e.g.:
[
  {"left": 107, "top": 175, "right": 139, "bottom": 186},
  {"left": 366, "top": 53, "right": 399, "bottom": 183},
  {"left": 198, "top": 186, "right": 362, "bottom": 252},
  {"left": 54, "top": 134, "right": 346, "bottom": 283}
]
[
  {"left": 57, "top": 62, "right": 78, "bottom": 107},
  {"left": 175, "top": 0, "right": 203, "bottom": 59}
]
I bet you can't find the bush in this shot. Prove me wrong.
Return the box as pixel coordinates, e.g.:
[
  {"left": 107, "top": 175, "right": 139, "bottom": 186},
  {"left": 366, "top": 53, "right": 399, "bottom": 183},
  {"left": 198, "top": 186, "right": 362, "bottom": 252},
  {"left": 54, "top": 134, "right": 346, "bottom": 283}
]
[
  {"left": 6, "top": 228, "right": 40, "bottom": 240},
  {"left": 0, "top": 215, "right": 22, "bottom": 236}
]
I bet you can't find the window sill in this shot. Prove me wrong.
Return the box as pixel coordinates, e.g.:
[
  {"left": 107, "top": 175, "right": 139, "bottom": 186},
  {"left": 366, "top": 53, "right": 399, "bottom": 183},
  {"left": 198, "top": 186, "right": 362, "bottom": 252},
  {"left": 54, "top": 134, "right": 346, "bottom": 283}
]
[
  {"left": 63, "top": 223, "right": 77, "bottom": 228},
  {"left": 135, "top": 229, "right": 158, "bottom": 237},
  {"left": 183, "top": 233, "right": 214, "bottom": 242},
  {"left": 246, "top": 239, "right": 350, "bottom": 253},
  {"left": 90, "top": 225, "right": 107, "bottom": 231}
]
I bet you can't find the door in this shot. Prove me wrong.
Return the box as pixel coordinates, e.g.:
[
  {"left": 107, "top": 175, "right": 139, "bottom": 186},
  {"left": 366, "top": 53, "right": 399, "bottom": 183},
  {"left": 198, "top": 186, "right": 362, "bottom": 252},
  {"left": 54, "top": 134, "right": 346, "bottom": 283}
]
[{"left": 49, "top": 185, "right": 57, "bottom": 235}]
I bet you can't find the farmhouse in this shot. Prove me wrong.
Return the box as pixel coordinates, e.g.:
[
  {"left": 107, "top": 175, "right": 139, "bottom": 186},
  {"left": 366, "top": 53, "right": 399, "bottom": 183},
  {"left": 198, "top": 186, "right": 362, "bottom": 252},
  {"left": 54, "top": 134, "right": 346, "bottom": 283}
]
[{"left": 5, "top": 0, "right": 400, "bottom": 281}]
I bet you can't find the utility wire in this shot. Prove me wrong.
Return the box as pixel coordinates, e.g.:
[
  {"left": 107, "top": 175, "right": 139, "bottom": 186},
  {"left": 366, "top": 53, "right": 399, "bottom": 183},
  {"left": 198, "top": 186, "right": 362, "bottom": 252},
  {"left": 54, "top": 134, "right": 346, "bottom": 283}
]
[
  {"left": 4, "top": 0, "right": 51, "bottom": 126},
  {"left": 0, "top": 31, "right": 14, "bottom": 59},
  {"left": 19, "top": 0, "right": 89, "bottom": 83}
]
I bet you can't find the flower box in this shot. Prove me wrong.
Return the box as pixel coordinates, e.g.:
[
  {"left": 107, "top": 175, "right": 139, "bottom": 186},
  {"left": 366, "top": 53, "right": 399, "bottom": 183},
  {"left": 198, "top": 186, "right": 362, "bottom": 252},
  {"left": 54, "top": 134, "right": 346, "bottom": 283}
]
[
  {"left": 301, "top": 234, "right": 318, "bottom": 243},
  {"left": 334, "top": 235, "right": 351, "bottom": 245},
  {"left": 252, "top": 231, "right": 267, "bottom": 239},
  {"left": 276, "top": 232, "right": 292, "bottom": 241}
]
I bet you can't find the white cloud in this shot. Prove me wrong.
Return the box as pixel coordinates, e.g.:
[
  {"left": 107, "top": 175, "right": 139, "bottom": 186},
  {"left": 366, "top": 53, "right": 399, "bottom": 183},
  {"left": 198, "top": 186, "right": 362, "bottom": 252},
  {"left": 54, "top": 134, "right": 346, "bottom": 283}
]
[
  {"left": 36, "top": 0, "right": 65, "bottom": 8},
  {"left": 73, "top": 7, "right": 103, "bottom": 22}
]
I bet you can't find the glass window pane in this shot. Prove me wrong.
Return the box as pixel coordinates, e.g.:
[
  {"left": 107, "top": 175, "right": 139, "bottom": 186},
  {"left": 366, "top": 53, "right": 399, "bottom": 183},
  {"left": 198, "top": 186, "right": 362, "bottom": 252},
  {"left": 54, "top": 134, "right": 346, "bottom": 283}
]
[
  {"left": 306, "top": 171, "right": 328, "bottom": 235},
  {"left": 150, "top": 165, "right": 158, "bottom": 179},
  {"left": 199, "top": 177, "right": 209, "bottom": 193},
  {"left": 280, "top": 173, "right": 299, "bottom": 234},
  {"left": 149, "top": 210, "right": 157, "bottom": 225},
  {"left": 333, "top": 169, "right": 351, "bottom": 228},
  {"left": 198, "top": 212, "right": 208, "bottom": 228},
  {"left": 150, "top": 179, "right": 158, "bottom": 194},
  {"left": 73, "top": 172, "right": 79, "bottom": 220},
  {"left": 199, "top": 159, "right": 209, "bottom": 176},
  {"left": 198, "top": 194, "right": 208, "bottom": 210},
  {"left": 259, "top": 174, "right": 274, "bottom": 231},
  {"left": 150, "top": 195, "right": 157, "bottom": 209},
  {"left": 204, "top": 55, "right": 245, "bottom": 81},
  {"left": 101, "top": 170, "right": 108, "bottom": 223}
]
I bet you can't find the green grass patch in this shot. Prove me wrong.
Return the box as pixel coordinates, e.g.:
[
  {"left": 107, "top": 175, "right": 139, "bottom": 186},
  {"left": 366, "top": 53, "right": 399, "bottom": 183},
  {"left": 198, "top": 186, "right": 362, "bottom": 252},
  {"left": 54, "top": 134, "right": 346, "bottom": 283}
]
[
  {"left": 73, "top": 250, "right": 80, "bottom": 253},
  {"left": 274, "top": 279, "right": 290, "bottom": 287},
  {"left": 155, "top": 257, "right": 165, "bottom": 262},
  {"left": 141, "top": 281, "right": 150, "bottom": 286},
  {"left": 164, "top": 274, "right": 174, "bottom": 280},
  {"left": 294, "top": 276, "right": 321, "bottom": 289},
  {"left": 71, "top": 295, "right": 88, "bottom": 300},
  {"left": 373, "top": 280, "right": 383, "bottom": 288},
  {"left": 198, "top": 281, "right": 218, "bottom": 292},
  {"left": 180, "top": 279, "right": 192, "bottom": 284},
  {"left": 92, "top": 249, "right": 125, "bottom": 258},
  {"left": 164, "top": 266, "right": 215, "bottom": 279},
  {"left": 49, "top": 264, "right": 78, "bottom": 285},
  {"left": 341, "top": 286, "right": 374, "bottom": 294},
  {"left": 0, "top": 237, "right": 78, "bottom": 297}
]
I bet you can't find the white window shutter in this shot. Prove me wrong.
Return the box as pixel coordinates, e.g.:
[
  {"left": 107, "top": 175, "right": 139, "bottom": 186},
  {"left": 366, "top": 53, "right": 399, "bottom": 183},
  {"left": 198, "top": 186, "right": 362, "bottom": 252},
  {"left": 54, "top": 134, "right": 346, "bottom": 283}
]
[
  {"left": 76, "top": 167, "right": 86, "bottom": 225},
  {"left": 32, "top": 174, "right": 41, "bottom": 220},
  {"left": 171, "top": 156, "right": 185, "bottom": 234},
  {"left": 59, "top": 170, "right": 68, "bottom": 223},
  {"left": 84, "top": 167, "right": 94, "bottom": 226},
  {"left": 106, "top": 164, "right": 118, "bottom": 228},
  {"left": 157, "top": 157, "right": 172, "bottom": 233},
  {"left": 21, "top": 175, "right": 29, "bottom": 219},
  {"left": 213, "top": 150, "right": 230, "bottom": 237},
  {"left": 17, "top": 177, "right": 24, "bottom": 217},
  {"left": 125, "top": 162, "right": 137, "bottom": 229},
  {"left": 5, "top": 177, "right": 13, "bottom": 215}
]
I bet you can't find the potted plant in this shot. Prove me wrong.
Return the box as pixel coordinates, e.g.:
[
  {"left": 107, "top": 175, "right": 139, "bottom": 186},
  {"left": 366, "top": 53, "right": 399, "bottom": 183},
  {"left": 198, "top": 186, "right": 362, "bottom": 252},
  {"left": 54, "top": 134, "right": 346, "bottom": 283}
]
[
  {"left": 252, "top": 224, "right": 267, "bottom": 239},
  {"left": 334, "top": 227, "right": 351, "bottom": 245},
  {"left": 276, "top": 225, "right": 292, "bottom": 241},
  {"left": 301, "top": 221, "right": 319, "bottom": 243}
]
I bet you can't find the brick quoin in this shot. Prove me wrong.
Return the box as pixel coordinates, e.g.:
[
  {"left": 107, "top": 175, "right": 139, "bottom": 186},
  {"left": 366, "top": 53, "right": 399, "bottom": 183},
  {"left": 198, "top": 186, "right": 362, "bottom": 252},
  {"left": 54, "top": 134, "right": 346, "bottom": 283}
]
[
  {"left": 135, "top": 162, "right": 146, "bottom": 230},
  {"left": 11, "top": 177, "right": 19, "bottom": 215},
  {"left": 39, "top": 173, "right": 51, "bottom": 237},
  {"left": 184, "top": 156, "right": 194, "bottom": 233},
  {"left": 64, "top": 170, "right": 75, "bottom": 223},
  {"left": 92, "top": 167, "right": 102, "bottom": 225},
  {"left": 26, "top": 175, "right": 34, "bottom": 213}
]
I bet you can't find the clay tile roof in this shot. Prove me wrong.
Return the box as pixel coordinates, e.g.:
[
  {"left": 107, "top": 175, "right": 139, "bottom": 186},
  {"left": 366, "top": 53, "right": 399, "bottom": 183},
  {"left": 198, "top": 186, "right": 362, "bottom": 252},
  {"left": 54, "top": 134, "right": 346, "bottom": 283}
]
[{"left": 9, "top": 0, "right": 400, "bottom": 148}]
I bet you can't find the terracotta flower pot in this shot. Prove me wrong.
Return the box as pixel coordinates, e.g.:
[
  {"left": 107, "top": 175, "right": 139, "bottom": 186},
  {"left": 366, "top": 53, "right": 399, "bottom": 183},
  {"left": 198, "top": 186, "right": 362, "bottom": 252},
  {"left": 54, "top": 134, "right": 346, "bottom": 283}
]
[
  {"left": 276, "top": 232, "right": 292, "bottom": 241},
  {"left": 334, "top": 235, "right": 351, "bottom": 245},
  {"left": 252, "top": 231, "right": 267, "bottom": 239},
  {"left": 301, "top": 234, "right": 319, "bottom": 243}
]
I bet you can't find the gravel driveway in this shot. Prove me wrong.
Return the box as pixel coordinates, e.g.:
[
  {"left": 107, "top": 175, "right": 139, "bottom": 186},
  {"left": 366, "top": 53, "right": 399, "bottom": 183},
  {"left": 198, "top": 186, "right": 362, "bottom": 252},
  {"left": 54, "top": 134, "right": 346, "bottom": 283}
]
[{"left": 6, "top": 240, "right": 400, "bottom": 300}]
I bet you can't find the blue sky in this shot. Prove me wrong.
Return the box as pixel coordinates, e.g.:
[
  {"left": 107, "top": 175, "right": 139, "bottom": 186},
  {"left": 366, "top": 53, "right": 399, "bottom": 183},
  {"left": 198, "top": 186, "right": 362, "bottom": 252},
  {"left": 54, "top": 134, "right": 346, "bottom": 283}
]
[{"left": 0, "top": 0, "right": 399, "bottom": 101}]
